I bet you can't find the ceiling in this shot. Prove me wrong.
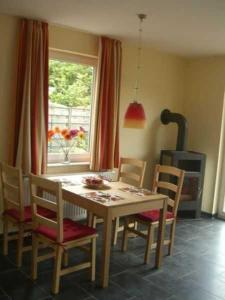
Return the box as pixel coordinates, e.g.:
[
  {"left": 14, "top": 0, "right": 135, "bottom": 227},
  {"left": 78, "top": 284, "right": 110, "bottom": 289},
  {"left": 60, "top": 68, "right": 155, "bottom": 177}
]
[{"left": 1, "top": 0, "right": 225, "bottom": 57}]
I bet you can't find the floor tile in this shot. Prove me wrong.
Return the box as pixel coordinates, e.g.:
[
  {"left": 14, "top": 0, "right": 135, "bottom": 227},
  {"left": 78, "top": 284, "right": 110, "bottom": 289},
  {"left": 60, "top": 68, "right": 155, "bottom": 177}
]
[
  {"left": 0, "top": 296, "right": 10, "bottom": 300},
  {"left": 0, "top": 288, "right": 6, "bottom": 296},
  {"left": 35, "top": 270, "right": 90, "bottom": 300},
  {"left": 0, "top": 217, "right": 225, "bottom": 299},
  {"left": 0, "top": 255, "right": 17, "bottom": 273},
  {"left": 111, "top": 270, "right": 172, "bottom": 299},
  {"left": 68, "top": 271, "right": 131, "bottom": 300},
  {"left": 0, "top": 270, "right": 49, "bottom": 300},
  {"left": 183, "top": 272, "right": 225, "bottom": 299},
  {"left": 167, "top": 277, "right": 222, "bottom": 300}
]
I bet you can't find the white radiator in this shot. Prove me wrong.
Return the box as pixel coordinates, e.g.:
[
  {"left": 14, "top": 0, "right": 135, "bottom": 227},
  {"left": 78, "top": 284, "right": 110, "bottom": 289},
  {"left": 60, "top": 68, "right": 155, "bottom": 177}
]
[
  {"left": 42, "top": 189, "right": 87, "bottom": 221},
  {"left": 24, "top": 171, "right": 116, "bottom": 221}
]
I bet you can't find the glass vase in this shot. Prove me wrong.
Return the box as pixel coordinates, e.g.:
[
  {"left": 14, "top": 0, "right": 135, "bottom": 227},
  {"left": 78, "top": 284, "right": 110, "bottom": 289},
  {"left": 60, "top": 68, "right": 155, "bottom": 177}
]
[{"left": 63, "top": 152, "right": 70, "bottom": 164}]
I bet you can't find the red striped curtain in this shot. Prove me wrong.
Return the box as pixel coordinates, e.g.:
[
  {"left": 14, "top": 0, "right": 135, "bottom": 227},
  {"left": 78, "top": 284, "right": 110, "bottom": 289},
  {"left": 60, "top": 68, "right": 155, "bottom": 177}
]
[
  {"left": 90, "top": 37, "right": 121, "bottom": 171},
  {"left": 13, "top": 19, "right": 49, "bottom": 175}
]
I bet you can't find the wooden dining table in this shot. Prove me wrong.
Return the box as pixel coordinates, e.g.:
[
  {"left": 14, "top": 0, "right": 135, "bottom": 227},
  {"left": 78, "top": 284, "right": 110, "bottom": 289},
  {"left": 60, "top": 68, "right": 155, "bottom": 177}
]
[{"left": 46, "top": 175, "right": 168, "bottom": 288}]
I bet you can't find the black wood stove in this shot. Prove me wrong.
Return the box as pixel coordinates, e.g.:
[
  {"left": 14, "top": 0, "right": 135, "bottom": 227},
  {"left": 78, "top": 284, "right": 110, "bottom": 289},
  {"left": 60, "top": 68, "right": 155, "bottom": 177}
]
[{"left": 159, "top": 109, "right": 206, "bottom": 218}]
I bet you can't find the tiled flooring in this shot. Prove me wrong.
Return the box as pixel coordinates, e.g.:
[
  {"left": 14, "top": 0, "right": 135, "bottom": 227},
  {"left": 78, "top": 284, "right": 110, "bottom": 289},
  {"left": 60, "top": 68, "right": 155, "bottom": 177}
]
[{"left": 0, "top": 217, "right": 225, "bottom": 300}]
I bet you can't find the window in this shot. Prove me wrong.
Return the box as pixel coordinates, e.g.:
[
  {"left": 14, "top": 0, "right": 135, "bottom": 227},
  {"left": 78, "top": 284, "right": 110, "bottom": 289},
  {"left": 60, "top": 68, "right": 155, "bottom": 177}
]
[{"left": 48, "top": 50, "right": 97, "bottom": 164}]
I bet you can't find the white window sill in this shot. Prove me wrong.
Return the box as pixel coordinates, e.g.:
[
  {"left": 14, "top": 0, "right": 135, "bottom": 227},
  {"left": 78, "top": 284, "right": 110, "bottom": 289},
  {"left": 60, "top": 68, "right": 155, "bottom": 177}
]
[{"left": 47, "top": 161, "right": 90, "bottom": 174}]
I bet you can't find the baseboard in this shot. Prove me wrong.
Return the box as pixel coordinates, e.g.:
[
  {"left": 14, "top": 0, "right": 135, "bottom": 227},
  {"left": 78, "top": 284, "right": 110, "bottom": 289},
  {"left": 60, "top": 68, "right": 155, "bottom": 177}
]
[
  {"left": 201, "top": 211, "right": 218, "bottom": 219},
  {"left": 177, "top": 210, "right": 218, "bottom": 220}
]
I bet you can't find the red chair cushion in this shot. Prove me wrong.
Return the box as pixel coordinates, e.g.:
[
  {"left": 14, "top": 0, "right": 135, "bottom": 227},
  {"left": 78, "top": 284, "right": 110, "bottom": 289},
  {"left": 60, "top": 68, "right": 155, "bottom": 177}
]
[
  {"left": 34, "top": 218, "right": 96, "bottom": 243},
  {"left": 136, "top": 209, "right": 174, "bottom": 222},
  {"left": 5, "top": 205, "right": 56, "bottom": 223}
]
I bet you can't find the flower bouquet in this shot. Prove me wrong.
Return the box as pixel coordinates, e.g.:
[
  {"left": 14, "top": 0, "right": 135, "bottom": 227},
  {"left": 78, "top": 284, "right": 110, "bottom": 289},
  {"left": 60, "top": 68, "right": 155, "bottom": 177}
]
[{"left": 48, "top": 126, "right": 86, "bottom": 163}]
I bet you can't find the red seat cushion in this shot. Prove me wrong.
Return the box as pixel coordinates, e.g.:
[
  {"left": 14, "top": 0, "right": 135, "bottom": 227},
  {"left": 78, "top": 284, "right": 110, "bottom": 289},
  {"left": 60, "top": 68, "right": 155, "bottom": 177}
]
[
  {"left": 5, "top": 205, "right": 56, "bottom": 223},
  {"left": 34, "top": 218, "right": 96, "bottom": 243},
  {"left": 136, "top": 209, "right": 174, "bottom": 222}
]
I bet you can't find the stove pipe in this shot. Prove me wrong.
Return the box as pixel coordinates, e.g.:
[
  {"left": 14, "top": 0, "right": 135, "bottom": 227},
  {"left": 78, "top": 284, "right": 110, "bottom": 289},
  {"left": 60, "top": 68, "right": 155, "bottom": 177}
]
[{"left": 160, "top": 109, "right": 188, "bottom": 151}]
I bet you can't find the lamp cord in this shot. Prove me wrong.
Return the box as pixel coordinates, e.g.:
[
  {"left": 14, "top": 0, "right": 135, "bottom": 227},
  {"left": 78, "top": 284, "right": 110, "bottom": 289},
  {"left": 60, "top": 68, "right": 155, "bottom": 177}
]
[{"left": 134, "top": 14, "right": 146, "bottom": 102}]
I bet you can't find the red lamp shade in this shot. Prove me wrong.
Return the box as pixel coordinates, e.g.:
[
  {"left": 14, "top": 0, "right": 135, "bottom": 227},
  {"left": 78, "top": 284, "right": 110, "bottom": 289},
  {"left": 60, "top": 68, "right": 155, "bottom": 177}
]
[{"left": 124, "top": 102, "right": 146, "bottom": 129}]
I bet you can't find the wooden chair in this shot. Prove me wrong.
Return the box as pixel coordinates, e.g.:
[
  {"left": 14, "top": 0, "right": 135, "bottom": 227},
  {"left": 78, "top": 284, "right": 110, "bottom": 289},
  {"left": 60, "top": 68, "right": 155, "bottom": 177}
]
[
  {"left": 90, "top": 157, "right": 146, "bottom": 246},
  {"left": 0, "top": 163, "right": 55, "bottom": 267},
  {"left": 30, "top": 174, "right": 97, "bottom": 294},
  {"left": 122, "top": 164, "right": 185, "bottom": 264}
]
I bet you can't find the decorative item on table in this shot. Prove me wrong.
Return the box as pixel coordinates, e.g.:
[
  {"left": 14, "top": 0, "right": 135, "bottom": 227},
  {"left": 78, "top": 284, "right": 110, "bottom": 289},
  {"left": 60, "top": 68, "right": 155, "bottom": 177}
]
[
  {"left": 99, "top": 192, "right": 124, "bottom": 201},
  {"left": 82, "top": 192, "right": 106, "bottom": 203},
  {"left": 120, "top": 187, "right": 154, "bottom": 196},
  {"left": 51, "top": 178, "right": 80, "bottom": 186},
  {"left": 82, "top": 191, "right": 124, "bottom": 202},
  {"left": 48, "top": 126, "right": 86, "bottom": 164},
  {"left": 82, "top": 176, "right": 104, "bottom": 189}
]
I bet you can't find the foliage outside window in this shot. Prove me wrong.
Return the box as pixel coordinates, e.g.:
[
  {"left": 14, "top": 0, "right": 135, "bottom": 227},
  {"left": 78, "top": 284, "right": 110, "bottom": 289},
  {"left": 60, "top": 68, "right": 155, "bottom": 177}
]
[{"left": 48, "top": 52, "right": 96, "bottom": 164}]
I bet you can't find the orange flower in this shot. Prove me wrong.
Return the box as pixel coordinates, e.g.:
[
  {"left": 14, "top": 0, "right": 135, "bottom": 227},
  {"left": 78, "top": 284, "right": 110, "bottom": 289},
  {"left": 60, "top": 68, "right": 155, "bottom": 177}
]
[
  {"left": 64, "top": 133, "right": 72, "bottom": 140},
  {"left": 54, "top": 126, "right": 61, "bottom": 134},
  {"left": 61, "top": 129, "right": 69, "bottom": 136},
  {"left": 48, "top": 130, "right": 55, "bottom": 141}
]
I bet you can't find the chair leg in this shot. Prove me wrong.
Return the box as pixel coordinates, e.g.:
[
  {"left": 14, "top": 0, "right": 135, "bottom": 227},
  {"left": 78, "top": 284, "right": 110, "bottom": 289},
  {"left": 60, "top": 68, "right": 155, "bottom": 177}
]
[
  {"left": 122, "top": 217, "right": 130, "bottom": 252},
  {"left": 168, "top": 220, "right": 176, "bottom": 256},
  {"left": 3, "top": 218, "right": 9, "bottom": 256},
  {"left": 63, "top": 251, "right": 69, "bottom": 267},
  {"left": 113, "top": 217, "right": 120, "bottom": 246},
  {"left": 144, "top": 224, "right": 154, "bottom": 264},
  {"left": 92, "top": 215, "right": 97, "bottom": 228},
  {"left": 52, "top": 245, "right": 63, "bottom": 294},
  {"left": 32, "top": 234, "right": 39, "bottom": 280},
  {"left": 16, "top": 224, "right": 24, "bottom": 267},
  {"left": 87, "top": 212, "right": 92, "bottom": 226},
  {"left": 87, "top": 212, "right": 98, "bottom": 228},
  {"left": 91, "top": 237, "right": 96, "bottom": 281}
]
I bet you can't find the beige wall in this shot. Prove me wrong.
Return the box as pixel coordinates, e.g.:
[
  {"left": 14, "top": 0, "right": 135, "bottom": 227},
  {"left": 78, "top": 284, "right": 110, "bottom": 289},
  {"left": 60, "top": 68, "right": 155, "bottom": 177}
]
[
  {"left": 47, "top": 35, "right": 225, "bottom": 214},
  {"left": 120, "top": 43, "right": 186, "bottom": 187},
  {"left": 0, "top": 14, "right": 20, "bottom": 232},
  {"left": 49, "top": 24, "right": 98, "bottom": 57},
  {"left": 0, "top": 15, "right": 19, "bottom": 163},
  {"left": 184, "top": 57, "right": 225, "bottom": 213},
  {"left": 41, "top": 21, "right": 187, "bottom": 188},
  {"left": 3, "top": 13, "right": 222, "bottom": 215}
]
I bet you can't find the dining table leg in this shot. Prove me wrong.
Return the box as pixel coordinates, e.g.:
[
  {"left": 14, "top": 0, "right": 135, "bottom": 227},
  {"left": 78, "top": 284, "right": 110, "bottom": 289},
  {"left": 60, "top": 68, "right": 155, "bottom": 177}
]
[
  {"left": 87, "top": 212, "right": 93, "bottom": 227},
  {"left": 155, "top": 197, "right": 167, "bottom": 268},
  {"left": 101, "top": 210, "right": 112, "bottom": 288}
]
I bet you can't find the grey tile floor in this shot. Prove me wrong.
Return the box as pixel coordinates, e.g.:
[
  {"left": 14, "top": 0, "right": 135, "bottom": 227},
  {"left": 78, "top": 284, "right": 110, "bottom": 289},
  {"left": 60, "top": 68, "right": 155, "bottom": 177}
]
[{"left": 0, "top": 217, "right": 225, "bottom": 300}]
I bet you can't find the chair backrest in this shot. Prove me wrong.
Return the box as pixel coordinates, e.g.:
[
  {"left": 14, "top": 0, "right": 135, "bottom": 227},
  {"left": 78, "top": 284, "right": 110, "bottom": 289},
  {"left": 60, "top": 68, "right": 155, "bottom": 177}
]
[
  {"left": 0, "top": 162, "right": 24, "bottom": 221},
  {"left": 152, "top": 164, "right": 185, "bottom": 217},
  {"left": 30, "top": 174, "right": 63, "bottom": 243},
  {"left": 118, "top": 157, "right": 147, "bottom": 188}
]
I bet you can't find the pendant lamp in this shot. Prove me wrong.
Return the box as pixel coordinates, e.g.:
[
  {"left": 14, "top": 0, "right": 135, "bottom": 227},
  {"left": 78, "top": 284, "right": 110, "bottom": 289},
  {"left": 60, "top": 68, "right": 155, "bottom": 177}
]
[{"left": 124, "top": 13, "right": 147, "bottom": 129}]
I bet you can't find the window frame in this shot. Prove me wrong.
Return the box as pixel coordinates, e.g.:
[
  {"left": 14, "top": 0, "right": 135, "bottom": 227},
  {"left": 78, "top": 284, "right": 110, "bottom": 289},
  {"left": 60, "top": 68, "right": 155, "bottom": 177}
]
[{"left": 48, "top": 49, "right": 97, "bottom": 165}]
